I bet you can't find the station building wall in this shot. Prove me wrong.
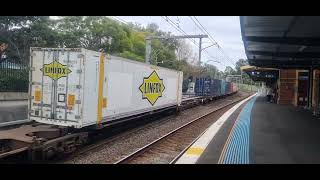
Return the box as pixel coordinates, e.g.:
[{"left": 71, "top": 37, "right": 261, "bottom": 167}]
[
  {"left": 277, "top": 69, "right": 320, "bottom": 113},
  {"left": 278, "top": 69, "right": 296, "bottom": 105}
]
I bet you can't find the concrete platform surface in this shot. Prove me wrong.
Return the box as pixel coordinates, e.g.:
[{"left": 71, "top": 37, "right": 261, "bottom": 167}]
[
  {"left": 176, "top": 95, "right": 320, "bottom": 164},
  {"left": 251, "top": 96, "right": 320, "bottom": 164}
]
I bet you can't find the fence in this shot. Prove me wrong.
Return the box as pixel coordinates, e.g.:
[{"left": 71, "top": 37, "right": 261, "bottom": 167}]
[
  {"left": 0, "top": 59, "right": 29, "bottom": 92},
  {"left": 237, "top": 83, "right": 260, "bottom": 93}
]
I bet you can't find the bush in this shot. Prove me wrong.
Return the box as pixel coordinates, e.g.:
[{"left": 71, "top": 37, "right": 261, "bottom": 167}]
[{"left": 119, "top": 51, "right": 144, "bottom": 62}]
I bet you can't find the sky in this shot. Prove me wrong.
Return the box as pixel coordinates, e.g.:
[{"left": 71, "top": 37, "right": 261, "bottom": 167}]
[
  {"left": 50, "top": 16, "right": 246, "bottom": 71},
  {"left": 113, "top": 16, "right": 246, "bottom": 71}
]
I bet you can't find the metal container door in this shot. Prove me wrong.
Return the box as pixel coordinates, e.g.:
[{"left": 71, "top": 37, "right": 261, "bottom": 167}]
[{"left": 30, "top": 49, "right": 83, "bottom": 123}]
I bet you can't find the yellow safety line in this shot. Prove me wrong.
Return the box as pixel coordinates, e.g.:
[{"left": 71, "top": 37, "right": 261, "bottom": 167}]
[
  {"left": 97, "top": 53, "right": 105, "bottom": 124},
  {"left": 185, "top": 147, "right": 205, "bottom": 156}
]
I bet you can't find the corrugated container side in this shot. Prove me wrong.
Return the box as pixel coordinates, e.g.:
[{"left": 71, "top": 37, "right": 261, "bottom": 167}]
[
  {"left": 231, "top": 82, "right": 234, "bottom": 93},
  {"left": 204, "top": 78, "right": 211, "bottom": 96},
  {"left": 194, "top": 78, "right": 202, "bottom": 96},
  {"left": 232, "top": 82, "right": 237, "bottom": 93},
  {"left": 211, "top": 79, "right": 221, "bottom": 97},
  {"left": 225, "top": 82, "right": 230, "bottom": 94},
  {"left": 101, "top": 56, "right": 183, "bottom": 124},
  {"left": 195, "top": 78, "right": 211, "bottom": 96},
  {"left": 221, "top": 80, "right": 226, "bottom": 95}
]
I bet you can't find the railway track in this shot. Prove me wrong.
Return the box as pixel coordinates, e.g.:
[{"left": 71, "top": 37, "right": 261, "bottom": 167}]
[
  {"left": 61, "top": 92, "right": 248, "bottom": 164},
  {"left": 0, "top": 92, "right": 250, "bottom": 163},
  {"left": 112, "top": 95, "right": 251, "bottom": 164}
]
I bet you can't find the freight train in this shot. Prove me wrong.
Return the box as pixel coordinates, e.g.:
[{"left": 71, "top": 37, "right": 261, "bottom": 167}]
[
  {"left": 29, "top": 48, "right": 237, "bottom": 129},
  {"left": 0, "top": 47, "right": 238, "bottom": 160}
]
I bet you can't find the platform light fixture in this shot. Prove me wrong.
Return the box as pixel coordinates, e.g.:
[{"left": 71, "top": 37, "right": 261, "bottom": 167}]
[{"left": 299, "top": 46, "right": 307, "bottom": 52}]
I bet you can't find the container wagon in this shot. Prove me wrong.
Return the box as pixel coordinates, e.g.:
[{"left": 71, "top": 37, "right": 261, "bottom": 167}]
[{"left": 29, "top": 48, "right": 183, "bottom": 128}]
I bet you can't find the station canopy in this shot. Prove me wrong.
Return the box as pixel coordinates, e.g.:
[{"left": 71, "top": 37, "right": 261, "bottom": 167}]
[
  {"left": 241, "top": 65, "right": 279, "bottom": 82},
  {"left": 240, "top": 16, "right": 320, "bottom": 69}
]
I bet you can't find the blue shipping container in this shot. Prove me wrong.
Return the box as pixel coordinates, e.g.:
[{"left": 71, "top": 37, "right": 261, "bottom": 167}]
[
  {"left": 211, "top": 79, "right": 221, "bottom": 97},
  {"left": 195, "top": 78, "right": 211, "bottom": 96}
]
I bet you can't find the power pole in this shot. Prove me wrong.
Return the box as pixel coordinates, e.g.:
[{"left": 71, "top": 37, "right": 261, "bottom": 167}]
[
  {"left": 145, "top": 35, "right": 208, "bottom": 64},
  {"left": 199, "top": 37, "right": 202, "bottom": 66},
  {"left": 145, "top": 39, "right": 152, "bottom": 64},
  {"left": 198, "top": 37, "right": 203, "bottom": 93}
]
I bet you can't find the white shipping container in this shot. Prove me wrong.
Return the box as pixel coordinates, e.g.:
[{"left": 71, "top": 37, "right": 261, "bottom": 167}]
[{"left": 29, "top": 48, "right": 183, "bottom": 128}]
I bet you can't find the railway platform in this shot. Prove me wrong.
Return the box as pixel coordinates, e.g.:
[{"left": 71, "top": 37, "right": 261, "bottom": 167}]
[{"left": 176, "top": 93, "right": 320, "bottom": 164}]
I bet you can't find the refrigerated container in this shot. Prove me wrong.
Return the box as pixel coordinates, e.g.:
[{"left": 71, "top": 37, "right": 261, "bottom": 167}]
[{"left": 29, "top": 48, "right": 183, "bottom": 128}]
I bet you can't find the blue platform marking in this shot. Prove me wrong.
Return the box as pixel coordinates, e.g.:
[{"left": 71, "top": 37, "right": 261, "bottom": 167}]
[{"left": 220, "top": 96, "right": 257, "bottom": 164}]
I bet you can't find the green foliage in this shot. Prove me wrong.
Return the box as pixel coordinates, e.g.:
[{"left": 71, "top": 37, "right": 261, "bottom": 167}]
[
  {"left": 0, "top": 16, "right": 58, "bottom": 64},
  {"left": 203, "top": 64, "right": 219, "bottom": 79},
  {"left": 0, "top": 16, "right": 239, "bottom": 91},
  {"left": 235, "top": 58, "right": 248, "bottom": 74},
  {"left": 119, "top": 51, "right": 144, "bottom": 62}
]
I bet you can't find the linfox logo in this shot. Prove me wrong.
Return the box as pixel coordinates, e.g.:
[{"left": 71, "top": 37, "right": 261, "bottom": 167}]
[
  {"left": 41, "top": 60, "right": 72, "bottom": 80},
  {"left": 139, "top": 71, "right": 165, "bottom": 106}
]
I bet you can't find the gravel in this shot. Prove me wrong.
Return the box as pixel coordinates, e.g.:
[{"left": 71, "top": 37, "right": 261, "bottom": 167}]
[{"left": 62, "top": 91, "right": 250, "bottom": 164}]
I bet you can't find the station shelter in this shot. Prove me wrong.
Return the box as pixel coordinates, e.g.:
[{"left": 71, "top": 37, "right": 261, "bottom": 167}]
[{"left": 241, "top": 16, "right": 320, "bottom": 114}]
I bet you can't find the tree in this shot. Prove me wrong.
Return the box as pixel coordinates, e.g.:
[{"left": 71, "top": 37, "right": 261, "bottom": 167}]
[
  {"left": 176, "top": 39, "right": 192, "bottom": 61},
  {"left": 223, "top": 66, "right": 237, "bottom": 78},
  {"left": 203, "top": 63, "right": 219, "bottom": 79},
  {"left": 235, "top": 58, "right": 248, "bottom": 74},
  {"left": 0, "top": 16, "right": 49, "bottom": 32},
  {"left": 233, "top": 58, "right": 252, "bottom": 84},
  {"left": 146, "top": 23, "right": 159, "bottom": 33},
  {"left": 0, "top": 16, "right": 209, "bottom": 82},
  {"left": 0, "top": 16, "right": 57, "bottom": 64}
]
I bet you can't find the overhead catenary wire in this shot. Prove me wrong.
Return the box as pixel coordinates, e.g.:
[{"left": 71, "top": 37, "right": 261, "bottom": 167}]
[
  {"left": 111, "top": 16, "right": 128, "bottom": 25},
  {"left": 188, "top": 16, "right": 235, "bottom": 67},
  {"left": 164, "top": 17, "right": 225, "bottom": 66},
  {"left": 112, "top": 16, "right": 227, "bottom": 68},
  {"left": 191, "top": 16, "right": 236, "bottom": 66},
  {"left": 162, "top": 16, "right": 199, "bottom": 46},
  {"left": 161, "top": 16, "right": 226, "bottom": 67}
]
